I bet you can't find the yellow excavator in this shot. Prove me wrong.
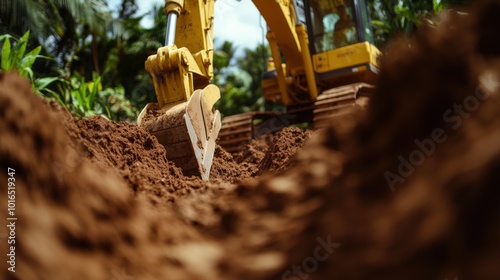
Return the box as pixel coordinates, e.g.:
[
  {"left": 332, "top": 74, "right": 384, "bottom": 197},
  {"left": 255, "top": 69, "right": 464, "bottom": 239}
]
[{"left": 137, "top": 0, "right": 381, "bottom": 179}]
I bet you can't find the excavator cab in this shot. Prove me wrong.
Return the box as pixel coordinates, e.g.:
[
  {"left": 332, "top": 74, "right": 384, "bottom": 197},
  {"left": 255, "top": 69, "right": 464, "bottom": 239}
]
[
  {"left": 300, "top": 0, "right": 381, "bottom": 128},
  {"left": 304, "top": 0, "right": 381, "bottom": 87}
]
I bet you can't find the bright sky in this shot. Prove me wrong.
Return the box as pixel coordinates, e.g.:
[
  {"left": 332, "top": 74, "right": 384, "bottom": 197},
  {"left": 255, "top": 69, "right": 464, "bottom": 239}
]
[{"left": 106, "top": 0, "right": 264, "bottom": 57}]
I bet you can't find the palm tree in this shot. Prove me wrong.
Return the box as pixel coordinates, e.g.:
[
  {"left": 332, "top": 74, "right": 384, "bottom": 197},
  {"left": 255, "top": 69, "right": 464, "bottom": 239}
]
[
  {"left": 109, "top": 3, "right": 166, "bottom": 109},
  {"left": 0, "top": 0, "right": 110, "bottom": 73}
]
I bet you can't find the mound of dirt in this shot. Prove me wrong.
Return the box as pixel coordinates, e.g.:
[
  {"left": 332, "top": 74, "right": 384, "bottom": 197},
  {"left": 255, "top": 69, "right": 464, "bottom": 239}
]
[
  {"left": 0, "top": 72, "right": 206, "bottom": 280},
  {"left": 1, "top": 1, "right": 500, "bottom": 279},
  {"left": 66, "top": 115, "right": 187, "bottom": 197},
  {"left": 0, "top": 71, "right": 313, "bottom": 280}
]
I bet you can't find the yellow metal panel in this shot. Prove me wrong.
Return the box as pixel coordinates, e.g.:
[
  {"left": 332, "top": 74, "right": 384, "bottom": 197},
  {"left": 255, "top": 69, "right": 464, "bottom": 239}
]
[
  {"left": 173, "top": 0, "right": 214, "bottom": 83},
  {"left": 175, "top": 0, "right": 214, "bottom": 54},
  {"left": 369, "top": 44, "right": 382, "bottom": 67},
  {"left": 267, "top": 31, "right": 291, "bottom": 106},
  {"left": 312, "top": 42, "right": 379, "bottom": 73}
]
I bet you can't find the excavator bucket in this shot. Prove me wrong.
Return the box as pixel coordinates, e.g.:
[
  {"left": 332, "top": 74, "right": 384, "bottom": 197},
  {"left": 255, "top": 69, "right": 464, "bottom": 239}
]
[{"left": 137, "top": 85, "right": 221, "bottom": 180}]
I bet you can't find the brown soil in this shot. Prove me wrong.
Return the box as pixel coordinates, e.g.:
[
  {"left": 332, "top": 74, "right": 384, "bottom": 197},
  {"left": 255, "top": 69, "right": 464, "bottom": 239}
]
[{"left": 1, "top": 1, "right": 500, "bottom": 279}]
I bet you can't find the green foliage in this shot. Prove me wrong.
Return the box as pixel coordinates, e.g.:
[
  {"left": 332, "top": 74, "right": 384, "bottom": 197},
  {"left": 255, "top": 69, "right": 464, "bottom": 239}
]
[
  {"left": 53, "top": 72, "right": 111, "bottom": 119},
  {"left": 0, "top": 27, "right": 138, "bottom": 121},
  {"left": 0, "top": 31, "right": 44, "bottom": 80},
  {"left": 33, "top": 76, "right": 61, "bottom": 96},
  {"left": 0, "top": 30, "right": 59, "bottom": 96},
  {"left": 369, "top": 0, "right": 470, "bottom": 47},
  {"left": 214, "top": 41, "right": 272, "bottom": 117},
  {"left": 423, "top": 0, "right": 449, "bottom": 26},
  {"left": 213, "top": 40, "right": 237, "bottom": 82},
  {"left": 216, "top": 70, "right": 253, "bottom": 116},
  {"left": 47, "top": 71, "right": 138, "bottom": 121},
  {"left": 100, "top": 86, "right": 139, "bottom": 122},
  {"left": 0, "top": 0, "right": 110, "bottom": 64},
  {"left": 71, "top": 2, "right": 165, "bottom": 112}
]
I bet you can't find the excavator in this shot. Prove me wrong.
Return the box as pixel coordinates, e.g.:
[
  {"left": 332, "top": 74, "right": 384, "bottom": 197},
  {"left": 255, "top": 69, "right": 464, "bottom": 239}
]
[{"left": 137, "top": 0, "right": 381, "bottom": 180}]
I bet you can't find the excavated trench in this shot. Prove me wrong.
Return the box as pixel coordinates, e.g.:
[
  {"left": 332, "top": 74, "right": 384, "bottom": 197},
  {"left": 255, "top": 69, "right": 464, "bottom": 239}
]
[{"left": 1, "top": 1, "right": 500, "bottom": 279}]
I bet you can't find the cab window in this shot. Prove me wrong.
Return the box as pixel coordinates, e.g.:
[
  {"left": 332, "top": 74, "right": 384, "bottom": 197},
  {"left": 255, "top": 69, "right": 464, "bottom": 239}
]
[{"left": 309, "top": 0, "right": 359, "bottom": 53}]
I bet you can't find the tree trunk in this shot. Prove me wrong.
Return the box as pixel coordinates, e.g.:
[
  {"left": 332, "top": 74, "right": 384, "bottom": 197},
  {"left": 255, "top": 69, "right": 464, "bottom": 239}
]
[{"left": 91, "top": 34, "right": 100, "bottom": 74}]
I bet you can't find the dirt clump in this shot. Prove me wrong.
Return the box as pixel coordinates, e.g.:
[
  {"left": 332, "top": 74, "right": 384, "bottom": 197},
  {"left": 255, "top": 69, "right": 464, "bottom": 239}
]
[
  {"left": 234, "top": 134, "right": 271, "bottom": 165},
  {"left": 210, "top": 145, "right": 254, "bottom": 183},
  {"left": 255, "top": 127, "right": 312, "bottom": 175},
  {"left": 211, "top": 127, "right": 310, "bottom": 180},
  {"left": 229, "top": 127, "right": 312, "bottom": 176}
]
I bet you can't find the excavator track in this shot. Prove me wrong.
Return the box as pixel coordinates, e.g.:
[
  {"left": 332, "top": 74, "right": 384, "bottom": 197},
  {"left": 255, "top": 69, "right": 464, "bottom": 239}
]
[
  {"left": 218, "top": 110, "right": 311, "bottom": 153},
  {"left": 219, "top": 83, "right": 374, "bottom": 154},
  {"left": 218, "top": 113, "right": 254, "bottom": 154},
  {"left": 313, "top": 82, "right": 374, "bottom": 129}
]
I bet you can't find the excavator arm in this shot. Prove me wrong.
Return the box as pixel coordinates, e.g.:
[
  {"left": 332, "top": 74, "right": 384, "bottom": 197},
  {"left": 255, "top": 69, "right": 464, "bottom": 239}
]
[
  {"left": 252, "top": 0, "right": 318, "bottom": 105},
  {"left": 137, "top": 0, "right": 221, "bottom": 180}
]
